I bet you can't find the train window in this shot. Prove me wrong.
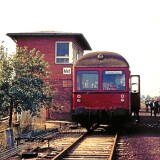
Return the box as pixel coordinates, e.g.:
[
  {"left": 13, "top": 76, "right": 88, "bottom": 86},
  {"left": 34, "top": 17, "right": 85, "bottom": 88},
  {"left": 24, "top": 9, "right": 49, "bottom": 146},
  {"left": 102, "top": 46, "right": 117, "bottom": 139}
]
[
  {"left": 102, "top": 71, "right": 125, "bottom": 90},
  {"left": 131, "top": 76, "right": 140, "bottom": 93},
  {"left": 76, "top": 71, "right": 99, "bottom": 90}
]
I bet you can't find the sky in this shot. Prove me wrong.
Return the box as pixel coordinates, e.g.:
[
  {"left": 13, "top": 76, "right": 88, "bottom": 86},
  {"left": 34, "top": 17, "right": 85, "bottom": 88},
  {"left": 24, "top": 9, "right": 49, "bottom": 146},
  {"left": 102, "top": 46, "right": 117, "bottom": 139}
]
[{"left": 0, "top": 0, "right": 160, "bottom": 97}]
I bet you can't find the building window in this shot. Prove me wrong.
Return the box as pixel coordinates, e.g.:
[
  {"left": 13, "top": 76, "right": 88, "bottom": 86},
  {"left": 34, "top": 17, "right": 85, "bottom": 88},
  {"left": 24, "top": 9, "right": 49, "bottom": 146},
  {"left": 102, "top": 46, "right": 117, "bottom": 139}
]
[
  {"left": 72, "top": 44, "right": 83, "bottom": 64},
  {"left": 56, "top": 42, "right": 69, "bottom": 64},
  {"left": 55, "top": 42, "right": 83, "bottom": 64}
]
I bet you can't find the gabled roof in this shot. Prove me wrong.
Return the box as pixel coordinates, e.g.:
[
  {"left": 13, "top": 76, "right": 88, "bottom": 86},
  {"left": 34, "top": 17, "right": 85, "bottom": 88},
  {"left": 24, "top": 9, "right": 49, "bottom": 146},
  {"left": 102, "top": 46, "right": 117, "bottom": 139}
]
[{"left": 6, "top": 31, "right": 92, "bottom": 50}]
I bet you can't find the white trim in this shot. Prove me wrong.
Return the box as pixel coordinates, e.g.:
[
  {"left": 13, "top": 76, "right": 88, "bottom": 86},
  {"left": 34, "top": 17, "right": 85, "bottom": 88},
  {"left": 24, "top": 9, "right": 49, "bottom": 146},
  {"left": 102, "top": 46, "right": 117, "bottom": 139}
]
[{"left": 55, "top": 41, "right": 70, "bottom": 64}]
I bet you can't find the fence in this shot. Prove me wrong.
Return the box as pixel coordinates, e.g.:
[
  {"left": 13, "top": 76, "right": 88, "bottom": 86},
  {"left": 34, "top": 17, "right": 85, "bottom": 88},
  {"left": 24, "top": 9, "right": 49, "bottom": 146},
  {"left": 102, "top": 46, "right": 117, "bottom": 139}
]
[
  {"left": 0, "top": 122, "right": 7, "bottom": 152},
  {"left": 0, "top": 118, "right": 14, "bottom": 152}
]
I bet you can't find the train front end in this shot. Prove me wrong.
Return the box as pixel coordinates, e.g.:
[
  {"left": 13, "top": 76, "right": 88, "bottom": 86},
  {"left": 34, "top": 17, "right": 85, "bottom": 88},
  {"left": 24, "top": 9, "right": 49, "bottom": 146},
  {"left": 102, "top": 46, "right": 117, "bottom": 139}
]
[{"left": 71, "top": 52, "right": 131, "bottom": 129}]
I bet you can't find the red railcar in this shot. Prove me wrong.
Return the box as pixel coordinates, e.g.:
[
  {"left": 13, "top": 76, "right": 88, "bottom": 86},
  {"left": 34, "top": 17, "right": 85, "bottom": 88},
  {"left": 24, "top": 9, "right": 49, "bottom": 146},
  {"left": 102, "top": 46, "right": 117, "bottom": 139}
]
[{"left": 71, "top": 51, "right": 140, "bottom": 129}]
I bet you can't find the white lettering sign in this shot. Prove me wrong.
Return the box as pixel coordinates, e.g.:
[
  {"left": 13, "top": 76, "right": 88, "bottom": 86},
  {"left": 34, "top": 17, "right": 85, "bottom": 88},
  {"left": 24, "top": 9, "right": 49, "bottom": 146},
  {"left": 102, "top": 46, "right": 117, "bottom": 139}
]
[
  {"left": 63, "top": 68, "right": 71, "bottom": 74},
  {"left": 105, "top": 71, "right": 122, "bottom": 74}
]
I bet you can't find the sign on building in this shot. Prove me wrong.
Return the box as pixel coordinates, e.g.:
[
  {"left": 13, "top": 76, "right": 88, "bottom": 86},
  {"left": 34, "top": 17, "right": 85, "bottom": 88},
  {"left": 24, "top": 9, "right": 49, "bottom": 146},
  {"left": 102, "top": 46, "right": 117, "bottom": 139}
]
[{"left": 63, "top": 68, "right": 71, "bottom": 74}]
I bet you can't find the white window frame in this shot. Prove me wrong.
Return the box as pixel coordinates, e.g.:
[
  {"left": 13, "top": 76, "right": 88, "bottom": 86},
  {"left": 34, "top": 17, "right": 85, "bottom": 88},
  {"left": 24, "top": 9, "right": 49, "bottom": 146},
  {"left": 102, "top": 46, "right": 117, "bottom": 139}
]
[{"left": 55, "top": 41, "right": 73, "bottom": 64}]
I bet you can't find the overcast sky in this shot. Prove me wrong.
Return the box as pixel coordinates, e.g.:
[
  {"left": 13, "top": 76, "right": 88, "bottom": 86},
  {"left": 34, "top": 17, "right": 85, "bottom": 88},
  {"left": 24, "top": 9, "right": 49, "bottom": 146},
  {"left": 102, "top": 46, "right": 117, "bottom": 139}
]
[{"left": 1, "top": 0, "right": 160, "bottom": 97}]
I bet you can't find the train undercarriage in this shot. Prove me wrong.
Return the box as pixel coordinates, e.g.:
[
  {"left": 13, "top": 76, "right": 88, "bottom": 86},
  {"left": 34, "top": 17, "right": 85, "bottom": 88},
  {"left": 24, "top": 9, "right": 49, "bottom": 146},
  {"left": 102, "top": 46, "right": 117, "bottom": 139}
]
[{"left": 71, "top": 108, "right": 131, "bottom": 130}]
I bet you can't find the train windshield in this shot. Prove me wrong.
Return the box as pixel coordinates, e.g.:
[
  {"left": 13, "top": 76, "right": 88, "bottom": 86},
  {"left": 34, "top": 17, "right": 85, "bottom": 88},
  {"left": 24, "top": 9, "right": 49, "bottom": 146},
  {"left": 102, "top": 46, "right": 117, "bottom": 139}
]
[
  {"left": 102, "top": 70, "right": 125, "bottom": 90},
  {"left": 76, "top": 71, "right": 99, "bottom": 90}
]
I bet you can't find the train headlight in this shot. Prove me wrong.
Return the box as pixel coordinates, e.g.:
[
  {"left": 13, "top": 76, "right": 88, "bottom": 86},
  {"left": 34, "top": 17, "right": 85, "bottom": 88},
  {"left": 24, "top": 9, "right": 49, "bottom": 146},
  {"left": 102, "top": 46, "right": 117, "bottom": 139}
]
[
  {"left": 120, "top": 94, "right": 124, "bottom": 102},
  {"left": 77, "top": 94, "right": 81, "bottom": 102},
  {"left": 77, "top": 94, "right": 81, "bottom": 98},
  {"left": 77, "top": 99, "right": 81, "bottom": 102},
  {"left": 121, "top": 98, "right": 124, "bottom": 102}
]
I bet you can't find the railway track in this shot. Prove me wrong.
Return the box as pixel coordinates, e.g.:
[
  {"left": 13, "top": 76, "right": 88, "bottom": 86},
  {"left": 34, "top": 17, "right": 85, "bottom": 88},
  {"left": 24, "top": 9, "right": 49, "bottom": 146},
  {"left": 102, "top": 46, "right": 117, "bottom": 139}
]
[
  {"left": 2, "top": 125, "right": 118, "bottom": 159},
  {"left": 54, "top": 126, "right": 118, "bottom": 160}
]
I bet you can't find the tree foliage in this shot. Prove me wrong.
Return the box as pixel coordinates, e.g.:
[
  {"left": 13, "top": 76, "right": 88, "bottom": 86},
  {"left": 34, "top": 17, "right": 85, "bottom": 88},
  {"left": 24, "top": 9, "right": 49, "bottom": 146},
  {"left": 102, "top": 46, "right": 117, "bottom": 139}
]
[
  {"left": 0, "top": 46, "right": 57, "bottom": 125},
  {"left": 0, "top": 44, "right": 13, "bottom": 117}
]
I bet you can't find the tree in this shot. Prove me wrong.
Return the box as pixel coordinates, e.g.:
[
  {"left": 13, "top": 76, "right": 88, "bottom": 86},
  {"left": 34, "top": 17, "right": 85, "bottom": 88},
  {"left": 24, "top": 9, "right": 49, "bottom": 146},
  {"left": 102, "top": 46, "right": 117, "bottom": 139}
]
[
  {"left": 141, "top": 95, "right": 145, "bottom": 101},
  {"left": 0, "top": 43, "right": 14, "bottom": 119},
  {"left": 0, "top": 46, "right": 57, "bottom": 127},
  {"left": 146, "top": 95, "right": 151, "bottom": 101}
]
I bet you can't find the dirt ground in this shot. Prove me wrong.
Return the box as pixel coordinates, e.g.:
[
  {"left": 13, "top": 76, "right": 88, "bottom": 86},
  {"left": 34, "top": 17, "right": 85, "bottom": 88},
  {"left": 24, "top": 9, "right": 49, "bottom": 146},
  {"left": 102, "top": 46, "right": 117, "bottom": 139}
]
[{"left": 115, "top": 102, "right": 160, "bottom": 160}]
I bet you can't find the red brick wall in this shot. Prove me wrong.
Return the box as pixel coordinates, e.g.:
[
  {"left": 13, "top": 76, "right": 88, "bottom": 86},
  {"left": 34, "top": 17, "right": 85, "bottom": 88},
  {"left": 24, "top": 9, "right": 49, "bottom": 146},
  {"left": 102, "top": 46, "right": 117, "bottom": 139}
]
[{"left": 15, "top": 36, "right": 83, "bottom": 120}]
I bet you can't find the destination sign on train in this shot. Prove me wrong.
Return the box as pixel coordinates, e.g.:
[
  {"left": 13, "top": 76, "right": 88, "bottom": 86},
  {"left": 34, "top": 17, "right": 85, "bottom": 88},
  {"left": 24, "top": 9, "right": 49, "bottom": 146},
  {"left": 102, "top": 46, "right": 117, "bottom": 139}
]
[{"left": 105, "top": 71, "right": 122, "bottom": 74}]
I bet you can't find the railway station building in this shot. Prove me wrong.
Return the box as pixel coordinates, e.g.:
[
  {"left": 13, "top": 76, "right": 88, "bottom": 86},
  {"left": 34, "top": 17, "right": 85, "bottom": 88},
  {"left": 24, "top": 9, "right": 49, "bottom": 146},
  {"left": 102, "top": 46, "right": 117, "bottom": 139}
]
[{"left": 7, "top": 31, "right": 91, "bottom": 120}]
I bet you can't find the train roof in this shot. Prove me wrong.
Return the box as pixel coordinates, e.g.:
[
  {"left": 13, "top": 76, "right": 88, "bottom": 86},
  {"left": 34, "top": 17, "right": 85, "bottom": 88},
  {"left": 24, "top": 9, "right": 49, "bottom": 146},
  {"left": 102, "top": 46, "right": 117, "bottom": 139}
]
[{"left": 74, "top": 51, "right": 130, "bottom": 68}]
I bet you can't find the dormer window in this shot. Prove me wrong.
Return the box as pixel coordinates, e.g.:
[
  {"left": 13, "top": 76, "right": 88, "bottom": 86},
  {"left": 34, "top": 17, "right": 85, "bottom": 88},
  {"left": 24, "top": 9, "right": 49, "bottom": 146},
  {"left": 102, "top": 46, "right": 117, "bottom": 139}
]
[{"left": 56, "top": 42, "right": 70, "bottom": 64}]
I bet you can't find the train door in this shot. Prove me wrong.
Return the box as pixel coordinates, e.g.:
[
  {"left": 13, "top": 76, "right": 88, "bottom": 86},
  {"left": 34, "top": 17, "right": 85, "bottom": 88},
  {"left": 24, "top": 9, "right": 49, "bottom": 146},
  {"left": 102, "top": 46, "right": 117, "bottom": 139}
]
[{"left": 131, "top": 75, "right": 140, "bottom": 110}]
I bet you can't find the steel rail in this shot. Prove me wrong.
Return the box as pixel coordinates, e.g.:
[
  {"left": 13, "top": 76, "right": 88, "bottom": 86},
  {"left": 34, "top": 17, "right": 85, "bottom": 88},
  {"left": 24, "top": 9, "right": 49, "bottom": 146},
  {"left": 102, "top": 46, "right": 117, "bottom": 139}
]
[
  {"left": 52, "top": 127, "right": 118, "bottom": 160},
  {"left": 53, "top": 131, "right": 88, "bottom": 160},
  {"left": 109, "top": 132, "right": 118, "bottom": 160}
]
